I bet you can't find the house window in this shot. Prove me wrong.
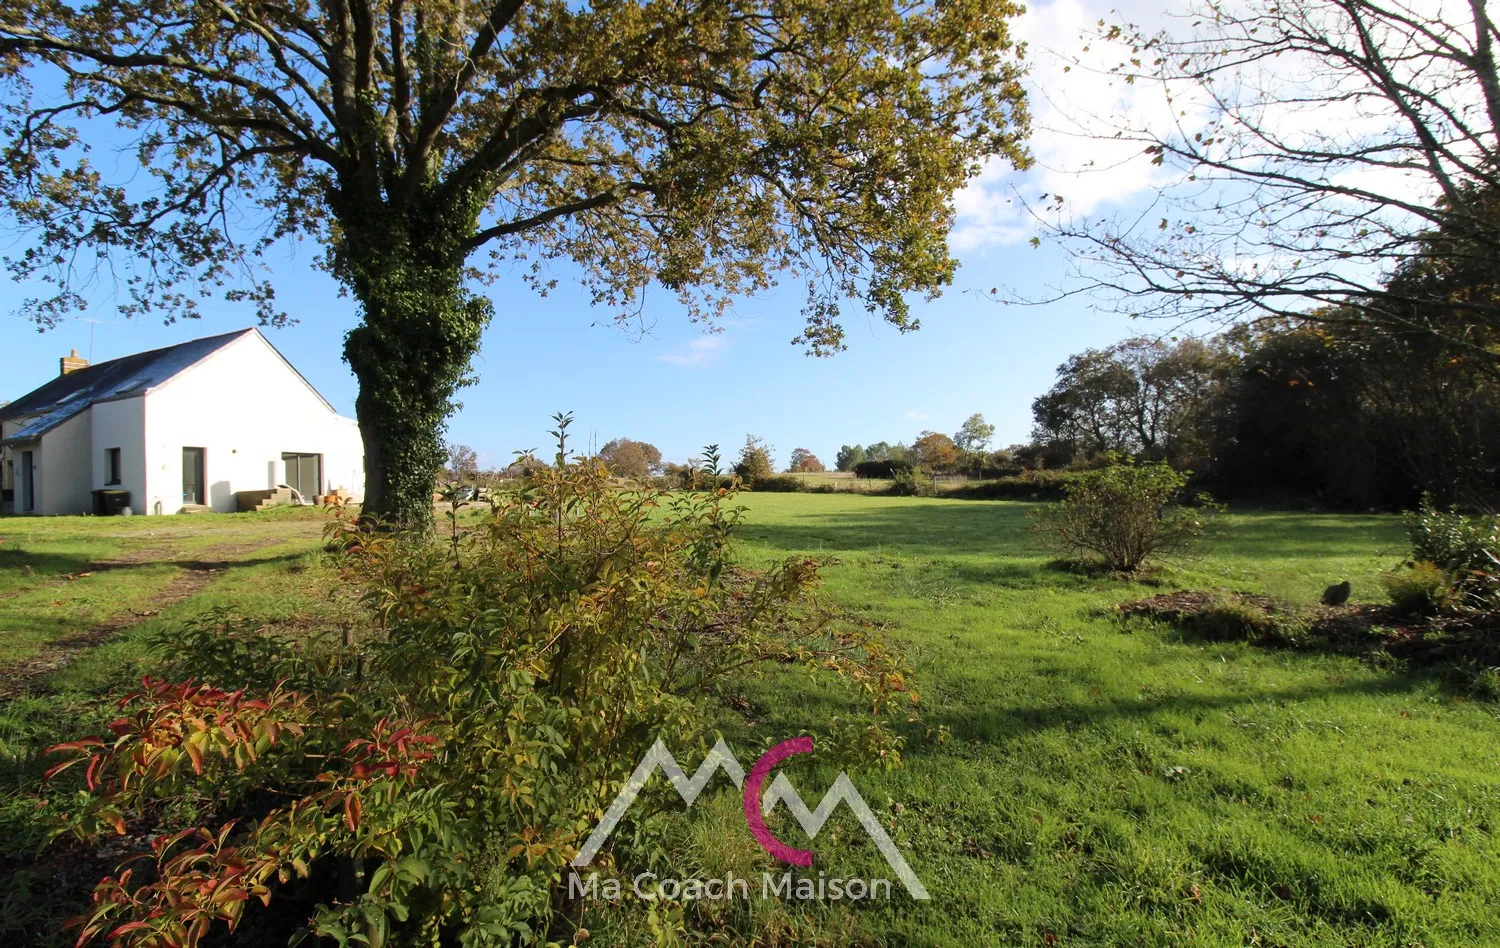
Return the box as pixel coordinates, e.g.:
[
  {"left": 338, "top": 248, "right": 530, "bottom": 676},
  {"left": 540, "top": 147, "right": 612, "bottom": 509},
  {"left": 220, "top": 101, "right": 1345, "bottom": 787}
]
[{"left": 105, "top": 447, "right": 122, "bottom": 486}]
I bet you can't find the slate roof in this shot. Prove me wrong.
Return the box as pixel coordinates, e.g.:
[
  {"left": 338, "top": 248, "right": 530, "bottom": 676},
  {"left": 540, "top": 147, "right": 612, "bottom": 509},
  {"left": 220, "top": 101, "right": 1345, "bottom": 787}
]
[{"left": 1, "top": 329, "right": 256, "bottom": 443}]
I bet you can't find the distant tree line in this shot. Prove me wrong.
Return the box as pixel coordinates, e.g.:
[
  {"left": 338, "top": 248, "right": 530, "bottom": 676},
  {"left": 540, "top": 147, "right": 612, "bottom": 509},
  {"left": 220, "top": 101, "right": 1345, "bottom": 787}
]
[
  {"left": 833, "top": 413, "right": 1012, "bottom": 479},
  {"left": 1028, "top": 320, "right": 1500, "bottom": 509}
]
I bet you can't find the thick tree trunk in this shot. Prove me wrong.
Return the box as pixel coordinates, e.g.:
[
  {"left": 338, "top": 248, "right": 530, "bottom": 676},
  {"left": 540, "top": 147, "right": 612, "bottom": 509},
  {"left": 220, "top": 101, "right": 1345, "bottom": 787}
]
[{"left": 333, "top": 193, "right": 491, "bottom": 529}]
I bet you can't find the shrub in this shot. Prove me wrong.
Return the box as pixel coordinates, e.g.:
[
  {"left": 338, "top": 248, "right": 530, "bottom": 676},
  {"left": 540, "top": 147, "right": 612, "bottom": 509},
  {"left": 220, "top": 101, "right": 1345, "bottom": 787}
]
[
  {"left": 734, "top": 434, "right": 775, "bottom": 483},
  {"left": 1405, "top": 496, "right": 1500, "bottom": 607},
  {"left": 886, "top": 468, "right": 934, "bottom": 497},
  {"left": 1031, "top": 456, "right": 1215, "bottom": 573},
  {"left": 751, "top": 474, "right": 807, "bottom": 492},
  {"left": 41, "top": 430, "right": 908, "bottom": 947},
  {"left": 854, "top": 458, "right": 913, "bottom": 479},
  {"left": 940, "top": 470, "right": 1075, "bottom": 500},
  {"left": 1380, "top": 560, "right": 1454, "bottom": 613},
  {"left": 1192, "top": 595, "right": 1282, "bottom": 642}
]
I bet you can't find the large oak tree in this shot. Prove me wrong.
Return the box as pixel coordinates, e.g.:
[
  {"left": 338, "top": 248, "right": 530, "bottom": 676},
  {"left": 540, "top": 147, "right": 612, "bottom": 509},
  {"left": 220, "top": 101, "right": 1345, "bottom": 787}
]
[{"left": 0, "top": 0, "right": 1030, "bottom": 524}]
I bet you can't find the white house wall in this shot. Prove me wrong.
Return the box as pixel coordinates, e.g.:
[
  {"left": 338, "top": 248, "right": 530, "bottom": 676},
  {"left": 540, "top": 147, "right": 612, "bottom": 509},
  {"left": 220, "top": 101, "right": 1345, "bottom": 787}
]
[
  {"left": 90, "top": 397, "right": 148, "bottom": 514},
  {"left": 38, "top": 410, "right": 93, "bottom": 516},
  {"left": 141, "top": 333, "right": 364, "bottom": 513}
]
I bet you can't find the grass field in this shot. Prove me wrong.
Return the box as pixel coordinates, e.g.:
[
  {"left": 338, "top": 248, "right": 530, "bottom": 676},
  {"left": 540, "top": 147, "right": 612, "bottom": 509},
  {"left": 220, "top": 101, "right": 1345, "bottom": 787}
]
[
  {"left": 585, "top": 494, "right": 1500, "bottom": 946},
  {"left": 4, "top": 495, "right": 1500, "bottom": 946}
]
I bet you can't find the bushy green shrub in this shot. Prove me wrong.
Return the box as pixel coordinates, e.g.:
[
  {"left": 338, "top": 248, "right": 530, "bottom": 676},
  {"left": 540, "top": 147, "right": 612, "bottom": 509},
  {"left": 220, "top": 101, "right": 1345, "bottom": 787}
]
[
  {"left": 733, "top": 434, "right": 775, "bottom": 484},
  {"left": 940, "top": 469, "right": 1076, "bottom": 500},
  {"left": 1191, "top": 595, "right": 1281, "bottom": 641},
  {"left": 1404, "top": 496, "right": 1500, "bottom": 607},
  {"left": 1380, "top": 560, "right": 1454, "bottom": 613},
  {"left": 1407, "top": 496, "right": 1500, "bottom": 573},
  {"left": 886, "top": 468, "right": 934, "bottom": 497},
  {"left": 853, "top": 458, "right": 913, "bottom": 479},
  {"left": 1030, "top": 456, "right": 1216, "bottom": 573},
  {"left": 751, "top": 473, "right": 808, "bottom": 492},
  {"left": 42, "top": 441, "right": 908, "bottom": 946}
]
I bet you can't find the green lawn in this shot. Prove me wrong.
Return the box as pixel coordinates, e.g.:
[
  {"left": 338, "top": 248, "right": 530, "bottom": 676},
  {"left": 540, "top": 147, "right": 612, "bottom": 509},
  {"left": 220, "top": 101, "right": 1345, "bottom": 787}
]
[
  {"left": 4, "top": 496, "right": 1498, "bottom": 947},
  {"left": 0, "top": 508, "right": 331, "bottom": 666},
  {"left": 0, "top": 509, "right": 349, "bottom": 942},
  {"left": 584, "top": 494, "right": 1499, "bottom": 947}
]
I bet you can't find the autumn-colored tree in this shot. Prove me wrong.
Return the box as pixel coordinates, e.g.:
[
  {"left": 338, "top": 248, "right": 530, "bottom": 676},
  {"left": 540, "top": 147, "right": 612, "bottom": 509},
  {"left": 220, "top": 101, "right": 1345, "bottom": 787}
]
[
  {"left": 910, "top": 431, "right": 959, "bottom": 472},
  {"left": 0, "top": 0, "right": 1031, "bottom": 525},
  {"left": 787, "top": 448, "right": 825, "bottom": 473},
  {"left": 596, "top": 438, "right": 662, "bottom": 479}
]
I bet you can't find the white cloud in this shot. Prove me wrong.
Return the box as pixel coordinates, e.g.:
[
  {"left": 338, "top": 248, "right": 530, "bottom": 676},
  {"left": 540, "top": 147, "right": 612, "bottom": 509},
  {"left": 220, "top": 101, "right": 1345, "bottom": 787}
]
[
  {"left": 954, "top": 0, "right": 1191, "bottom": 251},
  {"left": 902, "top": 410, "right": 931, "bottom": 422},
  {"left": 659, "top": 335, "right": 726, "bottom": 367},
  {"left": 955, "top": 0, "right": 1485, "bottom": 252}
]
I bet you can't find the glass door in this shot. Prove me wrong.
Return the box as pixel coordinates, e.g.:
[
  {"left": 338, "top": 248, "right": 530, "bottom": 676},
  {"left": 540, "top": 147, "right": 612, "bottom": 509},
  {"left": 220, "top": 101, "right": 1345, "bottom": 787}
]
[
  {"left": 281, "top": 452, "right": 322, "bottom": 498},
  {"left": 182, "top": 447, "right": 205, "bottom": 505},
  {"left": 19, "top": 451, "right": 34, "bottom": 511}
]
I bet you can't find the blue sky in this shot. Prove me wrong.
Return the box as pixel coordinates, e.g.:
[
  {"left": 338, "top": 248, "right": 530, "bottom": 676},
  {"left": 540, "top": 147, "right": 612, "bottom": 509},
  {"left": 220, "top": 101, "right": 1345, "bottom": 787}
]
[
  {"left": 0, "top": 240, "right": 1139, "bottom": 470},
  {"left": 0, "top": 0, "right": 1162, "bottom": 471}
]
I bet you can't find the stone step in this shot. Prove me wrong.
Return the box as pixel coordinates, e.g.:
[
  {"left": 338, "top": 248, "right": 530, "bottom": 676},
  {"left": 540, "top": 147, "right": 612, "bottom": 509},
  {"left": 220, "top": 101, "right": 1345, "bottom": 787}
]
[{"left": 234, "top": 486, "right": 296, "bottom": 512}]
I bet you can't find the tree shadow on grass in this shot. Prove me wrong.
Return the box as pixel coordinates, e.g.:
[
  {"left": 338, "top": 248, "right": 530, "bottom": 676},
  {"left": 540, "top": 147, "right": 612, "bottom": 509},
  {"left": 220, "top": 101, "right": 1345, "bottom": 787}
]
[
  {"left": 738, "top": 500, "right": 1038, "bottom": 559},
  {"left": 740, "top": 499, "right": 1405, "bottom": 564},
  {"left": 0, "top": 548, "right": 104, "bottom": 585},
  {"left": 0, "top": 551, "right": 309, "bottom": 685},
  {"left": 1215, "top": 511, "right": 1404, "bottom": 558},
  {"left": 922, "top": 667, "right": 1470, "bottom": 747}
]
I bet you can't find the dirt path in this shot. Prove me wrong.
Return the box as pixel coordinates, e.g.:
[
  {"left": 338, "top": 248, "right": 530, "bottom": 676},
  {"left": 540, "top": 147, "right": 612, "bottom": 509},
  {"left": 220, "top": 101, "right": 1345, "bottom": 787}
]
[{"left": 0, "top": 534, "right": 310, "bottom": 700}]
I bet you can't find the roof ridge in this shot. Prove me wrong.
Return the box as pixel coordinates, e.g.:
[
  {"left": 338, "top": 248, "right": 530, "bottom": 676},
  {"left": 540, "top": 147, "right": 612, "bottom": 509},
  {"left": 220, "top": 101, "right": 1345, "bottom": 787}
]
[{"left": 0, "top": 328, "right": 262, "bottom": 439}]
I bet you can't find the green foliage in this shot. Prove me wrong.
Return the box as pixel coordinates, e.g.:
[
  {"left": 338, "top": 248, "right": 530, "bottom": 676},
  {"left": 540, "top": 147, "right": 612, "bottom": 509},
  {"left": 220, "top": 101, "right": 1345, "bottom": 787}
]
[
  {"left": 886, "top": 468, "right": 935, "bottom": 497},
  {"left": 734, "top": 435, "right": 775, "bottom": 484},
  {"left": 751, "top": 474, "right": 810, "bottom": 492},
  {"left": 939, "top": 469, "right": 1075, "bottom": 500},
  {"left": 853, "top": 458, "right": 914, "bottom": 479},
  {"left": 954, "top": 412, "right": 996, "bottom": 453},
  {"left": 1191, "top": 595, "right": 1284, "bottom": 642},
  {"left": 835, "top": 444, "right": 867, "bottom": 471},
  {"left": 39, "top": 444, "right": 908, "bottom": 946},
  {"left": 1406, "top": 496, "right": 1500, "bottom": 576},
  {"left": 1031, "top": 456, "right": 1216, "bottom": 573},
  {"left": 1403, "top": 497, "right": 1500, "bottom": 608},
  {"left": 1031, "top": 337, "right": 1227, "bottom": 468},
  {"left": 337, "top": 195, "right": 494, "bottom": 527},
  {"left": 863, "top": 441, "right": 907, "bottom": 463},
  {"left": 1380, "top": 561, "right": 1455, "bottom": 613}
]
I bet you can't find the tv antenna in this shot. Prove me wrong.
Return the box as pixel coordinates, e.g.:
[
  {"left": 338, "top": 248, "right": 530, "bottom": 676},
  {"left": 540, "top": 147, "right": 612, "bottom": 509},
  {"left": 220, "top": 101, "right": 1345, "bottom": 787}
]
[{"left": 76, "top": 317, "right": 118, "bottom": 361}]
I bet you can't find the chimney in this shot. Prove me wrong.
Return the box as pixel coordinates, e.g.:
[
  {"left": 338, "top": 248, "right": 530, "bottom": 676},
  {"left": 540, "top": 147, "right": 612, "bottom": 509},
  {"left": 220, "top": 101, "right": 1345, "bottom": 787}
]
[{"left": 60, "top": 348, "right": 89, "bottom": 376}]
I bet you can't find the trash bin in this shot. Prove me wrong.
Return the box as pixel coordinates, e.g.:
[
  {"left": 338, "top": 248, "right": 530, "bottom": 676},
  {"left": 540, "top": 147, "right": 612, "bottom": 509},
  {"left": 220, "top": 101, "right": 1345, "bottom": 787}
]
[{"left": 92, "top": 489, "right": 132, "bottom": 516}]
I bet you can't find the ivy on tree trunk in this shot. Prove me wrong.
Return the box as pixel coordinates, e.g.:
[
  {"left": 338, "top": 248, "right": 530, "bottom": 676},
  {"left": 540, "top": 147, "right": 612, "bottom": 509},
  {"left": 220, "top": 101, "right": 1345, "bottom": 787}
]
[{"left": 335, "top": 193, "right": 491, "bottom": 528}]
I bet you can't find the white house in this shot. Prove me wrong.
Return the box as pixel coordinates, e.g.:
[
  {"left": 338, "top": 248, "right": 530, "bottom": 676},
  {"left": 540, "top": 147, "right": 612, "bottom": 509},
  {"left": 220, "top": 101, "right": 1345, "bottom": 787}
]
[{"left": 1, "top": 329, "right": 364, "bottom": 516}]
